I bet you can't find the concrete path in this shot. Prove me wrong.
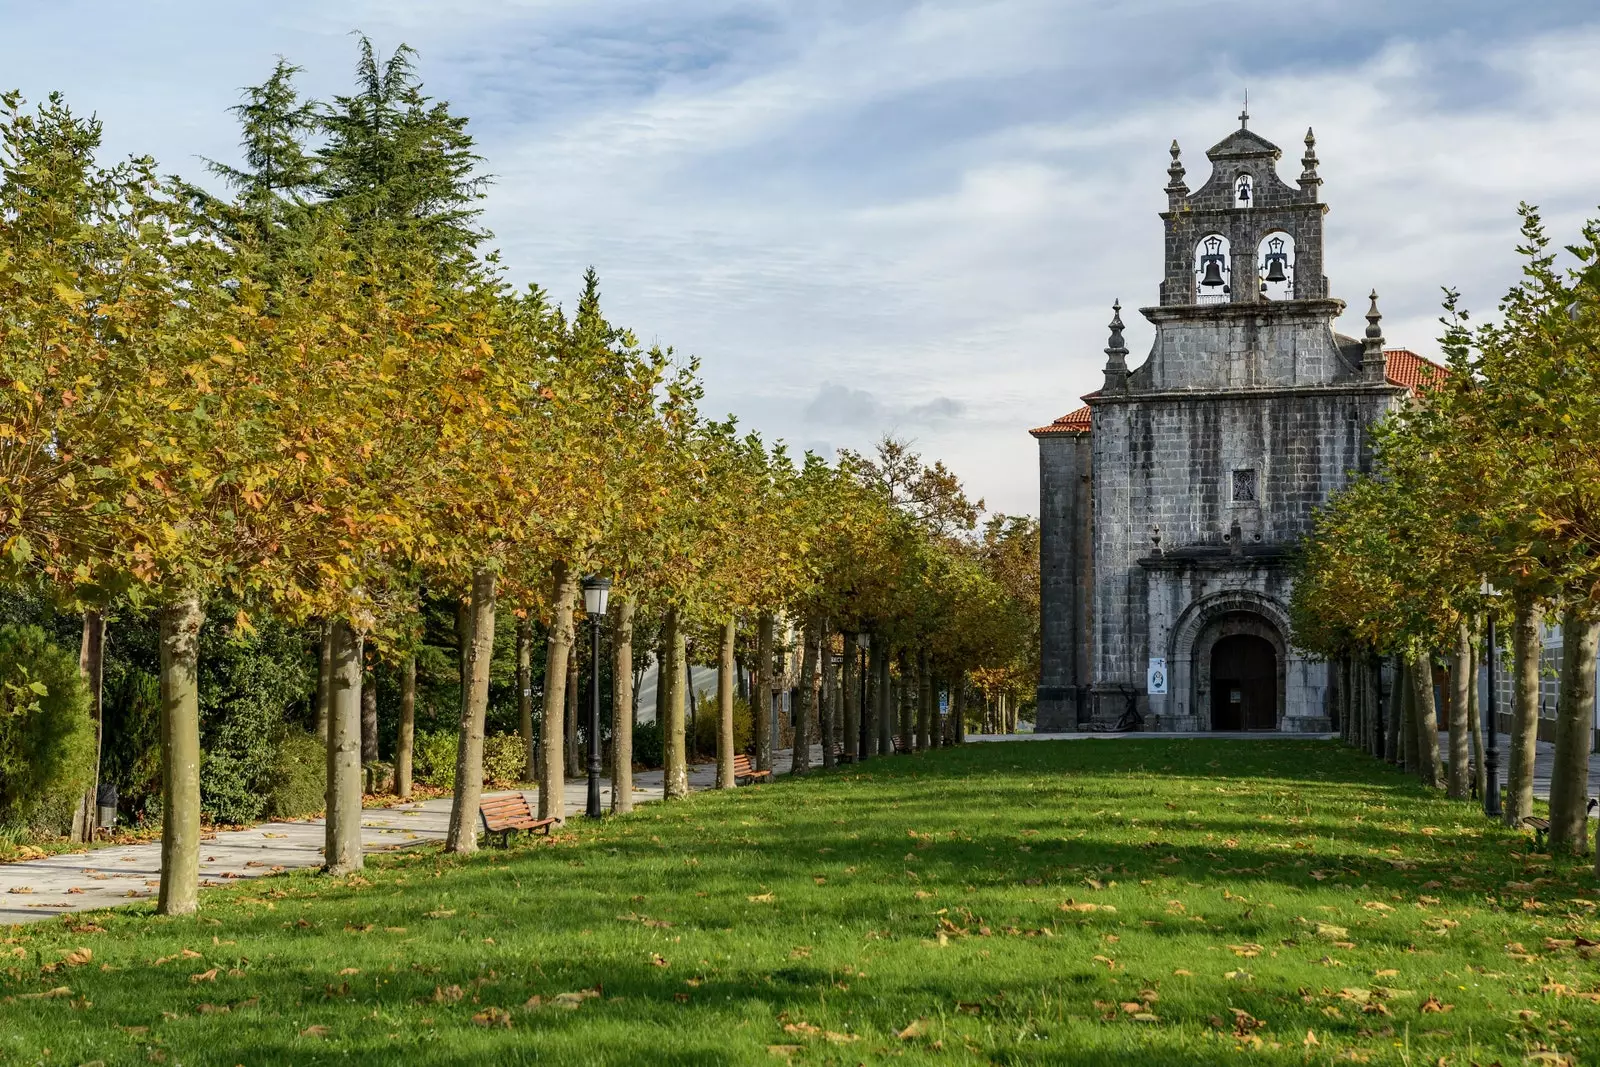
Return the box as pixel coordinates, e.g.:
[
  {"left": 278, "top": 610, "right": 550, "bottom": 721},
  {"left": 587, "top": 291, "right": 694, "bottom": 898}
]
[{"left": 0, "top": 745, "right": 825, "bottom": 926}]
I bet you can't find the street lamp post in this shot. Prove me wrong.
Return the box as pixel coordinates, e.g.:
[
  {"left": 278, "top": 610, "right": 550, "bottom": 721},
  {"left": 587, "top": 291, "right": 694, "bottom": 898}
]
[{"left": 581, "top": 576, "right": 611, "bottom": 820}]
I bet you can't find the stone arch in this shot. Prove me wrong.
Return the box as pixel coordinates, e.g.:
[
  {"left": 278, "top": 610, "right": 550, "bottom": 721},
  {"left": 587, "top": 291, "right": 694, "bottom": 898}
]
[
  {"left": 1193, "top": 232, "right": 1231, "bottom": 304},
  {"left": 1166, "top": 590, "right": 1291, "bottom": 731},
  {"left": 1256, "top": 229, "right": 1295, "bottom": 301}
]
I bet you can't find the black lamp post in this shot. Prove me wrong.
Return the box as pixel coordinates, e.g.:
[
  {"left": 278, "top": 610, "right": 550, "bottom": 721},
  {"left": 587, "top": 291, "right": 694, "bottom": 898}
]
[
  {"left": 1482, "top": 582, "right": 1501, "bottom": 820},
  {"left": 581, "top": 575, "right": 611, "bottom": 819}
]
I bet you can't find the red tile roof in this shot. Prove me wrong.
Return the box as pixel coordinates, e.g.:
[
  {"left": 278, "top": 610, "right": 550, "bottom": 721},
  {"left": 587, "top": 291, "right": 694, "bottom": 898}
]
[
  {"left": 1028, "top": 349, "right": 1448, "bottom": 437},
  {"left": 1383, "top": 348, "right": 1447, "bottom": 393}
]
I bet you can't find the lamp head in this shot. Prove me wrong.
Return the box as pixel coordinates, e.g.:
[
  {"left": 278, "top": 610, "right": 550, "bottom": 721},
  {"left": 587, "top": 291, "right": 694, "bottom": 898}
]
[{"left": 581, "top": 575, "right": 612, "bottom": 616}]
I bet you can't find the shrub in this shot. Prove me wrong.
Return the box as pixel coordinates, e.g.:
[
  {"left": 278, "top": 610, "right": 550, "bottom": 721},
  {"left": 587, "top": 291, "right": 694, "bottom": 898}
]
[
  {"left": 633, "top": 719, "right": 663, "bottom": 769},
  {"left": 263, "top": 729, "right": 324, "bottom": 820},
  {"left": 0, "top": 624, "right": 94, "bottom": 835},
  {"left": 483, "top": 732, "right": 526, "bottom": 785},
  {"left": 413, "top": 728, "right": 459, "bottom": 789},
  {"left": 198, "top": 604, "right": 315, "bottom": 825},
  {"left": 690, "top": 692, "right": 753, "bottom": 760}
]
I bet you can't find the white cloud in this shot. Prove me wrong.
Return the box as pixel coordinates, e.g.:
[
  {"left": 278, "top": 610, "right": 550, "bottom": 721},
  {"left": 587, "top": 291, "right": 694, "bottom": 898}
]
[{"left": 1, "top": 2, "right": 1597, "bottom": 517}]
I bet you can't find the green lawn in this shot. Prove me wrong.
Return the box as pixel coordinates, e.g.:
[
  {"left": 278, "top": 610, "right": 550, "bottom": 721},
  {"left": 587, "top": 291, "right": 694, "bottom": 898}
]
[{"left": 3, "top": 740, "right": 1597, "bottom": 1066}]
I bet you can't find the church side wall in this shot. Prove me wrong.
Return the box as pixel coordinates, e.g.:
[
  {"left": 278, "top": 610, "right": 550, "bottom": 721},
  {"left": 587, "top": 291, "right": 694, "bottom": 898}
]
[{"left": 1036, "top": 432, "right": 1092, "bottom": 732}]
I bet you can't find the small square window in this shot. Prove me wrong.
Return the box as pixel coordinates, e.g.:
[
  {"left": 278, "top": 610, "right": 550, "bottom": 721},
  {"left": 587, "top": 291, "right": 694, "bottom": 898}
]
[{"left": 1231, "top": 468, "right": 1257, "bottom": 503}]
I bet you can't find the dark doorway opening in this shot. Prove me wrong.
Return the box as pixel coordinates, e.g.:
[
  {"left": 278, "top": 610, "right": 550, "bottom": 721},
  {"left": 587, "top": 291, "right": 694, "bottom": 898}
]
[{"left": 1211, "top": 633, "right": 1277, "bottom": 731}]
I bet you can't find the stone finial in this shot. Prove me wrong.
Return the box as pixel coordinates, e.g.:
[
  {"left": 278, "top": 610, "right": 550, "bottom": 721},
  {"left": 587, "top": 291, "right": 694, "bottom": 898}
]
[
  {"left": 1101, "top": 299, "right": 1129, "bottom": 393},
  {"left": 1362, "top": 289, "right": 1387, "bottom": 382},
  {"left": 1299, "top": 127, "right": 1322, "bottom": 198},
  {"left": 1166, "top": 139, "right": 1187, "bottom": 197}
]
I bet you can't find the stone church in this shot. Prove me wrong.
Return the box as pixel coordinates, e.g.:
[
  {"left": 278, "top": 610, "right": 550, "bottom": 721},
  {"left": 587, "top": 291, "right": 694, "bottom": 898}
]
[{"left": 1031, "top": 113, "right": 1442, "bottom": 733}]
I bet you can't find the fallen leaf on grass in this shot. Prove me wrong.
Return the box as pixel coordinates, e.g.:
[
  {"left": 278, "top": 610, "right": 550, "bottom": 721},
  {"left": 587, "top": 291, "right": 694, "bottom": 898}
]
[
  {"left": 527, "top": 987, "right": 601, "bottom": 1010},
  {"left": 425, "top": 909, "right": 455, "bottom": 919},
  {"left": 1061, "top": 899, "right": 1116, "bottom": 913},
  {"left": 1172, "top": 969, "right": 1193, "bottom": 976},
  {"left": 650, "top": 953, "right": 669, "bottom": 968},
  {"left": 1228, "top": 943, "right": 1263, "bottom": 957},
  {"left": 748, "top": 893, "right": 775, "bottom": 904},
  {"left": 17, "top": 987, "right": 71, "bottom": 999},
  {"left": 432, "top": 985, "right": 464, "bottom": 1003},
  {"left": 338, "top": 967, "right": 359, "bottom": 976},
  {"left": 62, "top": 947, "right": 92, "bottom": 967},
  {"left": 1419, "top": 995, "right": 1452, "bottom": 1013},
  {"left": 190, "top": 969, "right": 218, "bottom": 983},
  {"left": 300, "top": 1025, "right": 329, "bottom": 1038},
  {"left": 472, "top": 1007, "right": 513, "bottom": 1028},
  {"left": 898, "top": 1018, "right": 930, "bottom": 1039},
  {"left": 1304, "top": 1029, "right": 1319, "bottom": 1047}
]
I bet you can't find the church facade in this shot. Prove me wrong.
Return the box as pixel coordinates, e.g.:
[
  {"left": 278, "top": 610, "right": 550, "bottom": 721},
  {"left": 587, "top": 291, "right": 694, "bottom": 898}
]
[{"left": 1031, "top": 115, "right": 1440, "bottom": 733}]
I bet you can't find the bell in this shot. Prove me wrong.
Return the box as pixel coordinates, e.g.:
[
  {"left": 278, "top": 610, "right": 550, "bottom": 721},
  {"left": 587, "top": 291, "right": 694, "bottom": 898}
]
[
  {"left": 1199, "top": 254, "right": 1226, "bottom": 288},
  {"left": 1262, "top": 236, "right": 1290, "bottom": 283}
]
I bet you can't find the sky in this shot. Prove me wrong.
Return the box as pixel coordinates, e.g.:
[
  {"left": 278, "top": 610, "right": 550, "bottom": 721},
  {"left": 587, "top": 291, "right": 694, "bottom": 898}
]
[{"left": 2, "top": 1, "right": 1598, "bottom": 516}]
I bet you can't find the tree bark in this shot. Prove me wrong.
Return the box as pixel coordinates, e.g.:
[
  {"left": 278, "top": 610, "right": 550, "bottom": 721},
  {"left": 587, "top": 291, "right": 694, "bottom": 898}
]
[
  {"left": 445, "top": 568, "right": 497, "bottom": 854},
  {"left": 157, "top": 592, "right": 204, "bottom": 915},
  {"left": 1446, "top": 625, "right": 1472, "bottom": 798},
  {"left": 820, "top": 626, "right": 837, "bottom": 768},
  {"left": 565, "top": 646, "right": 581, "bottom": 778},
  {"left": 72, "top": 608, "right": 106, "bottom": 842},
  {"left": 1506, "top": 592, "right": 1544, "bottom": 826},
  {"left": 793, "top": 623, "right": 816, "bottom": 774},
  {"left": 325, "top": 616, "right": 364, "bottom": 876},
  {"left": 395, "top": 655, "right": 416, "bottom": 799},
  {"left": 840, "top": 632, "right": 860, "bottom": 762},
  {"left": 517, "top": 615, "right": 535, "bottom": 783},
  {"left": 360, "top": 663, "right": 379, "bottom": 766},
  {"left": 539, "top": 563, "right": 578, "bottom": 821},
  {"left": 1467, "top": 637, "right": 1485, "bottom": 801},
  {"left": 610, "top": 595, "right": 636, "bottom": 813},
  {"left": 1549, "top": 607, "right": 1599, "bottom": 852},
  {"left": 1408, "top": 649, "right": 1442, "bottom": 787},
  {"left": 917, "top": 648, "right": 933, "bottom": 751},
  {"left": 663, "top": 606, "right": 689, "bottom": 798},
  {"left": 952, "top": 673, "right": 966, "bottom": 743},
  {"left": 456, "top": 597, "right": 472, "bottom": 721},
  {"left": 1399, "top": 657, "right": 1415, "bottom": 773},
  {"left": 878, "top": 645, "right": 894, "bottom": 755},
  {"left": 314, "top": 618, "right": 332, "bottom": 741},
  {"left": 755, "top": 613, "right": 774, "bottom": 771},
  {"left": 717, "top": 615, "right": 737, "bottom": 788},
  {"left": 863, "top": 638, "right": 881, "bottom": 758},
  {"left": 1384, "top": 655, "right": 1403, "bottom": 763},
  {"left": 896, "top": 650, "right": 913, "bottom": 752}
]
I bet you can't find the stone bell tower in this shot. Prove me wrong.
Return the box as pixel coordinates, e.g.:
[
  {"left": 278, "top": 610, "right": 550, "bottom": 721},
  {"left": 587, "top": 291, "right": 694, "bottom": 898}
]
[{"left": 1034, "top": 110, "right": 1417, "bottom": 734}]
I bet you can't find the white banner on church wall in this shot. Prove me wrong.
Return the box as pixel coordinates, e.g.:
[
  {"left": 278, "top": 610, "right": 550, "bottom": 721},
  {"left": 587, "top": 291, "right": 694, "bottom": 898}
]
[{"left": 1147, "top": 657, "right": 1167, "bottom": 695}]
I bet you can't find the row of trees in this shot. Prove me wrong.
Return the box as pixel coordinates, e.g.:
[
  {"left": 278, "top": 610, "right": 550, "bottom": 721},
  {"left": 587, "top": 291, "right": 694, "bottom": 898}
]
[
  {"left": 0, "top": 42, "right": 1036, "bottom": 913},
  {"left": 1292, "top": 205, "right": 1600, "bottom": 865}
]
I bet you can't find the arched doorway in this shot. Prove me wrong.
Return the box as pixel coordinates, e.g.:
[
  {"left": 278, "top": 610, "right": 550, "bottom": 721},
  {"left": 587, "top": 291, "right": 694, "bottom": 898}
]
[{"left": 1210, "top": 633, "right": 1277, "bottom": 731}]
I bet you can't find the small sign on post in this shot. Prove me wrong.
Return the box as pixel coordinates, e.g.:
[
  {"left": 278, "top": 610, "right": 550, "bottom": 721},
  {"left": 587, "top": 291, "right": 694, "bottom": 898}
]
[{"left": 1147, "top": 657, "right": 1167, "bottom": 695}]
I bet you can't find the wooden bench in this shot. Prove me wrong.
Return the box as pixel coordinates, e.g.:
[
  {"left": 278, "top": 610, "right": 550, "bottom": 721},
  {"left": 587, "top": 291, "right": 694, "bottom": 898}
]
[
  {"left": 893, "top": 736, "right": 911, "bottom": 755},
  {"left": 732, "top": 754, "right": 771, "bottom": 784},
  {"left": 1521, "top": 816, "right": 1551, "bottom": 852},
  {"left": 479, "top": 792, "right": 557, "bottom": 847}
]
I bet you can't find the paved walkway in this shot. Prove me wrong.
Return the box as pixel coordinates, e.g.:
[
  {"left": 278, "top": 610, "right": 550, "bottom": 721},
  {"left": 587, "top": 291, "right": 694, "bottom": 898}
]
[{"left": 0, "top": 745, "right": 823, "bottom": 926}]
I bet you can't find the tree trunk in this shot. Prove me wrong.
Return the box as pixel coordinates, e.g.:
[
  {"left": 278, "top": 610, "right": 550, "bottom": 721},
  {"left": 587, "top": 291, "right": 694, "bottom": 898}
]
[
  {"left": 539, "top": 563, "right": 578, "bottom": 821},
  {"left": 72, "top": 608, "right": 106, "bottom": 842},
  {"left": 717, "top": 615, "right": 737, "bottom": 788},
  {"left": 517, "top": 615, "right": 535, "bottom": 783},
  {"left": 1399, "top": 657, "right": 1415, "bottom": 773},
  {"left": 360, "top": 664, "right": 379, "bottom": 766},
  {"left": 565, "top": 647, "right": 581, "bottom": 778},
  {"left": 880, "top": 647, "right": 895, "bottom": 754},
  {"left": 610, "top": 595, "right": 636, "bottom": 813},
  {"left": 917, "top": 648, "right": 932, "bottom": 751},
  {"left": 446, "top": 567, "right": 497, "bottom": 854},
  {"left": 1408, "top": 649, "right": 1442, "bottom": 787},
  {"left": 456, "top": 597, "right": 472, "bottom": 720},
  {"left": 325, "top": 616, "right": 364, "bottom": 876},
  {"left": 1446, "top": 625, "right": 1472, "bottom": 798},
  {"left": 1384, "top": 655, "right": 1403, "bottom": 763},
  {"left": 793, "top": 623, "right": 816, "bottom": 774},
  {"left": 157, "top": 591, "right": 204, "bottom": 915},
  {"left": 896, "top": 650, "right": 914, "bottom": 751},
  {"left": 1549, "top": 607, "right": 1599, "bottom": 852},
  {"left": 820, "top": 626, "right": 837, "bottom": 768},
  {"left": 663, "top": 606, "right": 689, "bottom": 798},
  {"left": 953, "top": 673, "right": 966, "bottom": 743},
  {"left": 755, "top": 613, "right": 774, "bottom": 771},
  {"left": 396, "top": 655, "right": 416, "bottom": 799},
  {"left": 1466, "top": 638, "right": 1485, "bottom": 800},
  {"left": 1506, "top": 592, "right": 1544, "bottom": 826},
  {"left": 314, "top": 618, "right": 332, "bottom": 741},
  {"left": 840, "top": 632, "right": 859, "bottom": 762},
  {"left": 863, "top": 639, "right": 881, "bottom": 758}
]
